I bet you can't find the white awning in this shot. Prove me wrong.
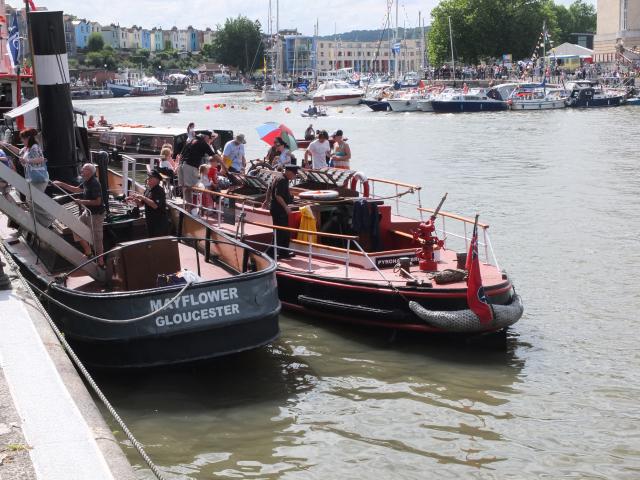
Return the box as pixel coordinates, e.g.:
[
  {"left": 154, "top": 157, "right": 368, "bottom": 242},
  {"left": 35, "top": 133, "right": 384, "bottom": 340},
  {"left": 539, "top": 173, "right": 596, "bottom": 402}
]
[
  {"left": 4, "top": 97, "right": 38, "bottom": 120},
  {"left": 4, "top": 97, "right": 86, "bottom": 121}
]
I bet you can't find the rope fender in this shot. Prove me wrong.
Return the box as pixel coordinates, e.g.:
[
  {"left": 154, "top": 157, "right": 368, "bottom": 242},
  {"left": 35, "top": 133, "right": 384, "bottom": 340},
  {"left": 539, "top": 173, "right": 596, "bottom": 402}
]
[{"left": 408, "top": 293, "right": 523, "bottom": 333}]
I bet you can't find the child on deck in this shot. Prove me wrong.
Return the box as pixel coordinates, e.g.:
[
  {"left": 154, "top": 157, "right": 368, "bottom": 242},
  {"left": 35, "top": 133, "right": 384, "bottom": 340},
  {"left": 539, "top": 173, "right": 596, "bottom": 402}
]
[{"left": 197, "top": 164, "right": 215, "bottom": 215}]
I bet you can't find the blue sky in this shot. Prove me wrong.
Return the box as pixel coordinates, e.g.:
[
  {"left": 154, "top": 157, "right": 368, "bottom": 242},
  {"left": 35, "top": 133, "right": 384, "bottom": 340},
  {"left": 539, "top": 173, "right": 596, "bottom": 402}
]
[{"left": 8, "top": 0, "right": 596, "bottom": 36}]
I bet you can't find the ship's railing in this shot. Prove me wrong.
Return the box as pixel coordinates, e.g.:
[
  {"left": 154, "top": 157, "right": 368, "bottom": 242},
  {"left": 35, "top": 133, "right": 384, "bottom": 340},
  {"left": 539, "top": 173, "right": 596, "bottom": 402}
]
[
  {"left": 238, "top": 219, "right": 408, "bottom": 287},
  {"left": 365, "top": 176, "right": 425, "bottom": 219},
  {"left": 418, "top": 207, "right": 499, "bottom": 270}
]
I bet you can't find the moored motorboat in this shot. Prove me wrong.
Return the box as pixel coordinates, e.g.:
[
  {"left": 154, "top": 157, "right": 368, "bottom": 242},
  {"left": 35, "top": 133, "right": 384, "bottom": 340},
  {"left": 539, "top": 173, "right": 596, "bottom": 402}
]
[
  {"left": 313, "top": 81, "right": 363, "bottom": 106},
  {"left": 387, "top": 92, "right": 423, "bottom": 112},
  {"left": 262, "top": 83, "right": 292, "bottom": 102},
  {"left": 567, "top": 81, "right": 625, "bottom": 108},
  {"left": 508, "top": 84, "right": 569, "bottom": 110},
  {"left": 431, "top": 88, "right": 508, "bottom": 113}
]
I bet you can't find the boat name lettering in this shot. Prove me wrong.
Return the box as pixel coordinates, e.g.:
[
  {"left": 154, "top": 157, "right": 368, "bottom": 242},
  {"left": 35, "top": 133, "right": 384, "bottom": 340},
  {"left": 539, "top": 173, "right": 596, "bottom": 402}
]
[
  {"left": 150, "top": 287, "right": 241, "bottom": 328},
  {"left": 375, "top": 255, "right": 419, "bottom": 269},
  {"left": 149, "top": 287, "right": 239, "bottom": 312},
  {"left": 154, "top": 304, "right": 240, "bottom": 328}
]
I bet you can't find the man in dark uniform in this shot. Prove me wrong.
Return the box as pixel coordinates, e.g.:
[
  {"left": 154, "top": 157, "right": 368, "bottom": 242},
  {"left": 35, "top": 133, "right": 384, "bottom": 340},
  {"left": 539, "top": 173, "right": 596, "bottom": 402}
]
[
  {"left": 270, "top": 164, "right": 298, "bottom": 258},
  {"left": 127, "top": 170, "right": 169, "bottom": 237}
]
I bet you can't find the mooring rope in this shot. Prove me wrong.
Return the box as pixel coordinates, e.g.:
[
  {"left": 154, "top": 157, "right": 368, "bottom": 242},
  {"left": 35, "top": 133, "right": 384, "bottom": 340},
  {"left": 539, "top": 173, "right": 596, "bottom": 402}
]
[
  {"left": 31, "top": 279, "right": 193, "bottom": 324},
  {"left": 0, "top": 243, "right": 168, "bottom": 480}
]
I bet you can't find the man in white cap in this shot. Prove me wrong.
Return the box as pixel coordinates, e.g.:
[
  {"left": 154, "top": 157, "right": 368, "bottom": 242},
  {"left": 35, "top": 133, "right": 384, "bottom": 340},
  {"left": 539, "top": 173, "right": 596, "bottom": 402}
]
[{"left": 223, "top": 133, "right": 247, "bottom": 173}]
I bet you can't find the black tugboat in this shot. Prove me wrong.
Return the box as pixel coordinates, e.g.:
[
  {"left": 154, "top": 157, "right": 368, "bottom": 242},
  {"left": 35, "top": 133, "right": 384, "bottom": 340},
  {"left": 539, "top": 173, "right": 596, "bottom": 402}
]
[{"left": 0, "top": 10, "right": 281, "bottom": 369}]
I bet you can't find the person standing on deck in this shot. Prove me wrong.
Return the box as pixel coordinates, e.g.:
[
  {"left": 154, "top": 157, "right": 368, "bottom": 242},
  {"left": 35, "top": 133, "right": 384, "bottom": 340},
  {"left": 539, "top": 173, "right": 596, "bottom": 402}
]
[
  {"left": 177, "top": 130, "right": 217, "bottom": 207},
  {"left": 53, "top": 164, "right": 105, "bottom": 267},
  {"left": 269, "top": 165, "right": 299, "bottom": 258},
  {"left": 126, "top": 170, "right": 169, "bottom": 238},
  {"left": 330, "top": 130, "right": 351, "bottom": 170},
  {"left": 223, "top": 133, "right": 247, "bottom": 173},
  {"left": 304, "top": 130, "right": 331, "bottom": 169}
]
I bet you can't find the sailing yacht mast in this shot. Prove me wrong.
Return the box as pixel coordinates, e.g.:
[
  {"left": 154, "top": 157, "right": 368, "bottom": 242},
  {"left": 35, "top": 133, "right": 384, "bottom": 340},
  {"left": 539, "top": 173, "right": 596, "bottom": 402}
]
[
  {"left": 448, "top": 16, "right": 455, "bottom": 84},
  {"left": 394, "top": 0, "right": 399, "bottom": 79}
]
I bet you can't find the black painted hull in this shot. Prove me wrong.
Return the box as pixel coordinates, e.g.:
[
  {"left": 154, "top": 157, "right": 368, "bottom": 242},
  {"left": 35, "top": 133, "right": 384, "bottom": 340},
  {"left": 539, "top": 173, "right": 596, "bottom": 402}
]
[
  {"left": 12, "top": 254, "right": 281, "bottom": 369},
  {"left": 275, "top": 270, "right": 515, "bottom": 334},
  {"left": 570, "top": 96, "right": 624, "bottom": 108}
]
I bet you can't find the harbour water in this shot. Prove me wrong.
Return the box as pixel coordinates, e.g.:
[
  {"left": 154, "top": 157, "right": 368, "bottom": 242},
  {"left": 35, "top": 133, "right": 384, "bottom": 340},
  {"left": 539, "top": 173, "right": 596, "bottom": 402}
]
[{"left": 81, "top": 94, "right": 640, "bottom": 479}]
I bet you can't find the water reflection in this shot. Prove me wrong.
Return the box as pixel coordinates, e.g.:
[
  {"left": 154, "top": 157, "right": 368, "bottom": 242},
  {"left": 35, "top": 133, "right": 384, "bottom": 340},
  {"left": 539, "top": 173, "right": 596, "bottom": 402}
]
[{"left": 95, "top": 317, "right": 525, "bottom": 479}]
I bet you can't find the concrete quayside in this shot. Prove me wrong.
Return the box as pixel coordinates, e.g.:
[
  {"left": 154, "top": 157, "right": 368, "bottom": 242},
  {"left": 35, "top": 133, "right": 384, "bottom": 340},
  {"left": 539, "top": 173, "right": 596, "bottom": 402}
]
[{"left": 0, "top": 250, "right": 136, "bottom": 480}]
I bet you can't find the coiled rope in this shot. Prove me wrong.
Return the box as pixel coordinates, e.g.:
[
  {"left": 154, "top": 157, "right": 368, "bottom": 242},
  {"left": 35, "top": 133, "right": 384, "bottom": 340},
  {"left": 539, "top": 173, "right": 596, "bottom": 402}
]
[{"left": 0, "top": 243, "right": 168, "bottom": 480}]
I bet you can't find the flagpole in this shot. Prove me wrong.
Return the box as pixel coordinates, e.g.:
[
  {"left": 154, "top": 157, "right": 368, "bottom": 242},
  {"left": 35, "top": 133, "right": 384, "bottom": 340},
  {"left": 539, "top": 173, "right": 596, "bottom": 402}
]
[{"left": 24, "top": 0, "right": 37, "bottom": 96}]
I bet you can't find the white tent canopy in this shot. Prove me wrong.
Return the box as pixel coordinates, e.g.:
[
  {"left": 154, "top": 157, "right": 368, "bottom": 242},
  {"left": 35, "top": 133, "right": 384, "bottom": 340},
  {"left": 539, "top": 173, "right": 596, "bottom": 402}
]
[{"left": 548, "top": 42, "right": 594, "bottom": 58}]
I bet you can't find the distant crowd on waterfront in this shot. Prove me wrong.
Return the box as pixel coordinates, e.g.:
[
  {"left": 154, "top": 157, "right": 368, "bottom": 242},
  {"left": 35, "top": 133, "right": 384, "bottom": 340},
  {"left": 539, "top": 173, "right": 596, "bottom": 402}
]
[{"left": 424, "top": 62, "right": 637, "bottom": 85}]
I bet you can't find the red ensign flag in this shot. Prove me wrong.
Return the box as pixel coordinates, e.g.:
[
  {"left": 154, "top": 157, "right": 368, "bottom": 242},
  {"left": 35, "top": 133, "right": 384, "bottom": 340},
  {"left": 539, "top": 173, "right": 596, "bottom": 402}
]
[{"left": 466, "top": 217, "right": 493, "bottom": 324}]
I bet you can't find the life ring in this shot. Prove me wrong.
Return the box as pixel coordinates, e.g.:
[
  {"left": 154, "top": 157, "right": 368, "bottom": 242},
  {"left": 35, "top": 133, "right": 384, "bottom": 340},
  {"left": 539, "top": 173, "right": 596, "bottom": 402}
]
[
  {"left": 350, "top": 171, "right": 370, "bottom": 198},
  {"left": 298, "top": 190, "right": 340, "bottom": 200}
]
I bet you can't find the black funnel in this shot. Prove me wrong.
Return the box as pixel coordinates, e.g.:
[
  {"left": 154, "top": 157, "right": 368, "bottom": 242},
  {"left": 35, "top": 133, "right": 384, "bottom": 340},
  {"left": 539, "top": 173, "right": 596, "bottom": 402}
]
[{"left": 28, "top": 11, "right": 77, "bottom": 183}]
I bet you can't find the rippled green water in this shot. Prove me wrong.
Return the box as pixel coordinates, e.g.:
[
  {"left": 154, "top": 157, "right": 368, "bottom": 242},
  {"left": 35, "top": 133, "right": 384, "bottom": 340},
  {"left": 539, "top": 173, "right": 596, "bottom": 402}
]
[{"left": 85, "top": 94, "right": 640, "bottom": 479}]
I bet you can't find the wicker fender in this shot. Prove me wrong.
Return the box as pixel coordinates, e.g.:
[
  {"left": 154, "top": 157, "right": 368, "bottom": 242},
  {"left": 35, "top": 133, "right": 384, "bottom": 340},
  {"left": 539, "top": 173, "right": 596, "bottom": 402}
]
[{"left": 408, "top": 294, "right": 524, "bottom": 333}]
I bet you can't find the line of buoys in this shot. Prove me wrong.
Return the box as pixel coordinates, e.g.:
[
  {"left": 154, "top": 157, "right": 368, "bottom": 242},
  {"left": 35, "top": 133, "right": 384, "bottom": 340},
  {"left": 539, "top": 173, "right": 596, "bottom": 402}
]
[{"left": 203, "top": 104, "right": 251, "bottom": 111}]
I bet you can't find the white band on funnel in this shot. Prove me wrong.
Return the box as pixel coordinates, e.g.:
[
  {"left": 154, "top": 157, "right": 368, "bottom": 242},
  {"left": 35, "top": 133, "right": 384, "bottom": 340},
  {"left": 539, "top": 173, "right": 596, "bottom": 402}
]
[{"left": 34, "top": 54, "right": 70, "bottom": 86}]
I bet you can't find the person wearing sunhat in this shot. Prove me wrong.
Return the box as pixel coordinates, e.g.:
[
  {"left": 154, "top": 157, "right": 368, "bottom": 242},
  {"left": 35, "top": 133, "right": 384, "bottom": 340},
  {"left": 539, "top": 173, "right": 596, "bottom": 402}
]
[
  {"left": 127, "top": 170, "right": 169, "bottom": 238},
  {"left": 269, "top": 164, "right": 299, "bottom": 258},
  {"left": 223, "top": 133, "right": 247, "bottom": 173}
]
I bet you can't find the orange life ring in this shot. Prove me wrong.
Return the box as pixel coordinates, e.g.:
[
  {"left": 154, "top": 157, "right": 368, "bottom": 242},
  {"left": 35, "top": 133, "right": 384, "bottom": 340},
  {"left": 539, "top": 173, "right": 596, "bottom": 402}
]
[
  {"left": 298, "top": 190, "right": 340, "bottom": 200},
  {"left": 350, "top": 171, "right": 370, "bottom": 198}
]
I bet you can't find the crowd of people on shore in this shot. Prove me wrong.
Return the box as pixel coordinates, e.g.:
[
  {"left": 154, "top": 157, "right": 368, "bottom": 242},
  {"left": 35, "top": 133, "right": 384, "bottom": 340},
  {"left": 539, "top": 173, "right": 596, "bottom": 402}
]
[{"left": 424, "top": 61, "right": 637, "bottom": 85}]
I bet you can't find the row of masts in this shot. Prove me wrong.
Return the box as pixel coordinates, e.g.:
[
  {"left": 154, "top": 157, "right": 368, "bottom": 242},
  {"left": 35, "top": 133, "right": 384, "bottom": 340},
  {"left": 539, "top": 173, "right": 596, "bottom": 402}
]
[{"left": 265, "top": 0, "right": 427, "bottom": 83}]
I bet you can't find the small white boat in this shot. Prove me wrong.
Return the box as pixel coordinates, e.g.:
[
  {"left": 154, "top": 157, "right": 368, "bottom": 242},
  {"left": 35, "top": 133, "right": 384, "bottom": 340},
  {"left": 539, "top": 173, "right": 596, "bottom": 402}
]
[
  {"left": 387, "top": 93, "right": 423, "bottom": 112},
  {"left": 508, "top": 86, "right": 568, "bottom": 110},
  {"left": 313, "top": 81, "right": 363, "bottom": 106},
  {"left": 262, "top": 83, "right": 291, "bottom": 102},
  {"left": 185, "top": 84, "right": 204, "bottom": 96}
]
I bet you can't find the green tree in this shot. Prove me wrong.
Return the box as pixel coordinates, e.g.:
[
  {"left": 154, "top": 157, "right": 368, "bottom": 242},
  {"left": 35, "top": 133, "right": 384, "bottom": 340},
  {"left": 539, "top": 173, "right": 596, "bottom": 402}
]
[
  {"left": 427, "top": 0, "right": 592, "bottom": 66},
  {"left": 201, "top": 43, "right": 216, "bottom": 60},
  {"left": 87, "top": 32, "right": 104, "bottom": 52},
  {"left": 212, "top": 16, "right": 263, "bottom": 73},
  {"left": 84, "top": 49, "right": 117, "bottom": 70}
]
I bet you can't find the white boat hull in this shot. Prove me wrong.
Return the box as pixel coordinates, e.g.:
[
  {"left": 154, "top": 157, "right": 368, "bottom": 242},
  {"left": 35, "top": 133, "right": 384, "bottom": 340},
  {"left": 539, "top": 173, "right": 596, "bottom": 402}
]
[
  {"left": 312, "top": 94, "right": 362, "bottom": 106},
  {"left": 262, "top": 90, "right": 291, "bottom": 102},
  {"left": 388, "top": 99, "right": 420, "bottom": 112},
  {"left": 417, "top": 100, "right": 433, "bottom": 112},
  {"left": 509, "top": 99, "right": 567, "bottom": 110}
]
